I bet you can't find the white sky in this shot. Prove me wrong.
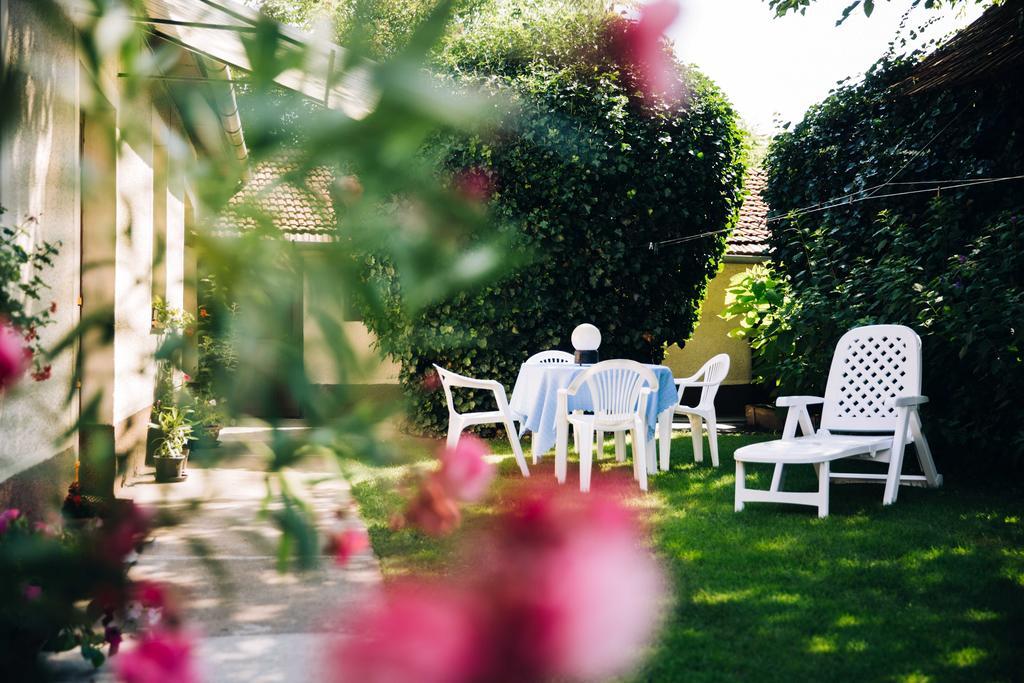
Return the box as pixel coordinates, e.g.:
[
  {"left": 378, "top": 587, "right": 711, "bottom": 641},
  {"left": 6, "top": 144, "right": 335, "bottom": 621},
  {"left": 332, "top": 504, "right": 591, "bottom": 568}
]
[{"left": 668, "top": 0, "right": 986, "bottom": 134}]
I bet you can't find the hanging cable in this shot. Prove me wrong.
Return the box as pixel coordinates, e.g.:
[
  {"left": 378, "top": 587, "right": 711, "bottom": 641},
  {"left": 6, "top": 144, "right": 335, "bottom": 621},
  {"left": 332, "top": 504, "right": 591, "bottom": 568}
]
[{"left": 650, "top": 174, "right": 1024, "bottom": 249}]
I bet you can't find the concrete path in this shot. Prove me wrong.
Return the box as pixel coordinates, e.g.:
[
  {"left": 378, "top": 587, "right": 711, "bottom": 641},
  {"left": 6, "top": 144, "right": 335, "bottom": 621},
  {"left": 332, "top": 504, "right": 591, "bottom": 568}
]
[{"left": 50, "top": 423, "right": 381, "bottom": 682}]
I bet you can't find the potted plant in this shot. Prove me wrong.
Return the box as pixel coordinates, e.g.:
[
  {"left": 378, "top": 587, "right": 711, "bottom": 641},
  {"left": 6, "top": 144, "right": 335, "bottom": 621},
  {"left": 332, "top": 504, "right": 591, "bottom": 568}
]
[
  {"left": 152, "top": 405, "right": 193, "bottom": 482},
  {"left": 187, "top": 393, "right": 225, "bottom": 450}
]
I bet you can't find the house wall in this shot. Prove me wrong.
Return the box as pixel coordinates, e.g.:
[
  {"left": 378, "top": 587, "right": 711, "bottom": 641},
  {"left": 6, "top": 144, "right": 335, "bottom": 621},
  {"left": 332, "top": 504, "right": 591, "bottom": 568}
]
[
  {"left": 301, "top": 252, "right": 400, "bottom": 386},
  {"left": 663, "top": 259, "right": 764, "bottom": 416},
  {"left": 0, "top": 0, "right": 81, "bottom": 513},
  {"left": 0, "top": 1, "right": 195, "bottom": 510}
]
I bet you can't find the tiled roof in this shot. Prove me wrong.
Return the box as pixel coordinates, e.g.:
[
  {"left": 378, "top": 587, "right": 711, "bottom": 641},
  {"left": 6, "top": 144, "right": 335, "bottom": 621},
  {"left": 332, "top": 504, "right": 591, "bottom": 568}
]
[
  {"left": 726, "top": 167, "right": 770, "bottom": 258},
  {"left": 216, "top": 157, "right": 336, "bottom": 243}
]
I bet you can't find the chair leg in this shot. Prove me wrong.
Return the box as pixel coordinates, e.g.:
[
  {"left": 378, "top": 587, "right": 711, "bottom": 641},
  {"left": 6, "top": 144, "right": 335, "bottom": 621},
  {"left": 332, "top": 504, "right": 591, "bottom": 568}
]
[
  {"left": 770, "top": 463, "right": 786, "bottom": 492},
  {"left": 555, "top": 417, "right": 569, "bottom": 484},
  {"left": 446, "top": 424, "right": 461, "bottom": 451},
  {"left": 633, "top": 419, "right": 648, "bottom": 492},
  {"left": 531, "top": 432, "right": 543, "bottom": 465},
  {"left": 573, "top": 423, "right": 580, "bottom": 455},
  {"left": 503, "top": 419, "right": 530, "bottom": 478},
  {"left": 614, "top": 431, "right": 627, "bottom": 462},
  {"left": 706, "top": 413, "right": 719, "bottom": 467},
  {"left": 816, "top": 461, "right": 830, "bottom": 518},
  {"left": 734, "top": 460, "right": 746, "bottom": 512},
  {"left": 579, "top": 425, "right": 595, "bottom": 492},
  {"left": 688, "top": 415, "right": 704, "bottom": 463},
  {"left": 883, "top": 409, "right": 912, "bottom": 505},
  {"left": 910, "top": 411, "right": 942, "bottom": 488},
  {"left": 658, "top": 410, "right": 673, "bottom": 472},
  {"left": 596, "top": 431, "right": 606, "bottom": 459}
]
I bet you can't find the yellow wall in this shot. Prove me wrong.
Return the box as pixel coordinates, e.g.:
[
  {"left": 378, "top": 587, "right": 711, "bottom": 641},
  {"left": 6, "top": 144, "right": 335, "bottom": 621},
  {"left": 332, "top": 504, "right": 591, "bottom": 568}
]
[{"left": 663, "top": 260, "right": 759, "bottom": 385}]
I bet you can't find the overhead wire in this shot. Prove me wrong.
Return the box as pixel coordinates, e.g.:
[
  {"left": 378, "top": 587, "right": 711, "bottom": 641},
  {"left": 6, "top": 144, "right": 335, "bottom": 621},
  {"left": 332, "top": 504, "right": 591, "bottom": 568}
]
[{"left": 649, "top": 174, "right": 1024, "bottom": 250}]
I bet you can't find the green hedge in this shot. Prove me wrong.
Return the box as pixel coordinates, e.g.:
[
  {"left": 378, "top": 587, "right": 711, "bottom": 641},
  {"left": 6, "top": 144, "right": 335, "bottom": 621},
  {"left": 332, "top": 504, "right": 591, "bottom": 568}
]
[
  {"left": 762, "top": 56, "right": 1024, "bottom": 469},
  {"left": 358, "top": 6, "right": 746, "bottom": 435}
]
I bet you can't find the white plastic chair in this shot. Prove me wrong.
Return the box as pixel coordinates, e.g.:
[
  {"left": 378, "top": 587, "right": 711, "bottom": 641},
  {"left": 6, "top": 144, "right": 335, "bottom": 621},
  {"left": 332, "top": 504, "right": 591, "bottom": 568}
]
[
  {"left": 733, "top": 325, "right": 942, "bottom": 518},
  {"left": 433, "top": 364, "right": 530, "bottom": 477},
  {"left": 555, "top": 360, "right": 658, "bottom": 492},
  {"left": 526, "top": 350, "right": 574, "bottom": 364},
  {"left": 658, "top": 354, "right": 730, "bottom": 470}
]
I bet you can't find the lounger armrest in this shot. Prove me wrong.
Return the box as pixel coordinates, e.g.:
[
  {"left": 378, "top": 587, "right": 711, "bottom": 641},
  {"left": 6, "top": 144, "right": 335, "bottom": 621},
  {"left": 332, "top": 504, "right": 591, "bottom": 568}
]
[
  {"left": 776, "top": 396, "right": 825, "bottom": 408},
  {"left": 890, "top": 395, "right": 928, "bottom": 408}
]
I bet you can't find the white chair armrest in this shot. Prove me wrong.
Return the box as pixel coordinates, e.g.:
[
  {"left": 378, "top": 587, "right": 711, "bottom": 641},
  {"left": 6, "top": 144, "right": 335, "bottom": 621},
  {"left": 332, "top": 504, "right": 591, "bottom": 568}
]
[
  {"left": 890, "top": 395, "right": 928, "bottom": 408},
  {"left": 637, "top": 387, "right": 653, "bottom": 415},
  {"left": 447, "top": 375, "right": 504, "bottom": 392},
  {"left": 776, "top": 396, "right": 825, "bottom": 407}
]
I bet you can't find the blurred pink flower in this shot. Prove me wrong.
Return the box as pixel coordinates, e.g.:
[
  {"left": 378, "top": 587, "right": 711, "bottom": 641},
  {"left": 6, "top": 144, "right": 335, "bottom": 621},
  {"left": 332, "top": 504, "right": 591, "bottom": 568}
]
[
  {"left": 330, "top": 481, "right": 667, "bottom": 682},
  {"left": 437, "top": 436, "right": 495, "bottom": 502},
  {"left": 421, "top": 368, "right": 442, "bottom": 393},
  {"left": 105, "top": 626, "right": 123, "bottom": 656},
  {"left": 0, "top": 508, "right": 21, "bottom": 534},
  {"left": 0, "top": 321, "right": 30, "bottom": 390},
  {"left": 482, "top": 484, "right": 667, "bottom": 680},
  {"left": 114, "top": 629, "right": 199, "bottom": 683},
  {"left": 325, "top": 528, "right": 370, "bottom": 567},
  {"left": 609, "top": 0, "right": 685, "bottom": 106},
  {"left": 403, "top": 477, "right": 461, "bottom": 537},
  {"left": 23, "top": 584, "right": 42, "bottom": 601},
  {"left": 454, "top": 167, "right": 495, "bottom": 203},
  {"left": 327, "top": 581, "right": 484, "bottom": 683},
  {"left": 98, "top": 502, "right": 152, "bottom": 565}
]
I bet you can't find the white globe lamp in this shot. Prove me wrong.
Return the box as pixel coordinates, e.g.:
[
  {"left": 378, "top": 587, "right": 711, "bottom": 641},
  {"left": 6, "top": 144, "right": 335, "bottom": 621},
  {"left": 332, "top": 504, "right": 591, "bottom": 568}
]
[{"left": 571, "top": 323, "right": 601, "bottom": 365}]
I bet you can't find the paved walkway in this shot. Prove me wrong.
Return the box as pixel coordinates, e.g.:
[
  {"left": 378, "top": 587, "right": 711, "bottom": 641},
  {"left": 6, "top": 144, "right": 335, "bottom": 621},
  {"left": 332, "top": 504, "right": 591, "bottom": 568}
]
[{"left": 51, "top": 423, "right": 381, "bottom": 682}]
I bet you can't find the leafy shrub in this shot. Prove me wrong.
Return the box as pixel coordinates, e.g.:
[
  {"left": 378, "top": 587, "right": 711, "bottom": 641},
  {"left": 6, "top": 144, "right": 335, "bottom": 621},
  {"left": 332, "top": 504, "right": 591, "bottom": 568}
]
[
  {"left": 359, "top": 4, "right": 746, "bottom": 435},
  {"left": 0, "top": 209, "right": 59, "bottom": 381},
  {"left": 761, "top": 55, "right": 1024, "bottom": 469}
]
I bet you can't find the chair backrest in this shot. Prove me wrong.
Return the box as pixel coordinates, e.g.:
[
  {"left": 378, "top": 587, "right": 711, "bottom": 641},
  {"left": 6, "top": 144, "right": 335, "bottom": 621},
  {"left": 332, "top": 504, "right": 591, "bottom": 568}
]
[
  {"left": 432, "top": 364, "right": 463, "bottom": 417},
  {"left": 821, "top": 325, "right": 923, "bottom": 433},
  {"left": 526, "top": 350, "right": 574, "bottom": 365},
  {"left": 693, "top": 353, "right": 730, "bottom": 410},
  {"left": 567, "top": 360, "right": 658, "bottom": 418}
]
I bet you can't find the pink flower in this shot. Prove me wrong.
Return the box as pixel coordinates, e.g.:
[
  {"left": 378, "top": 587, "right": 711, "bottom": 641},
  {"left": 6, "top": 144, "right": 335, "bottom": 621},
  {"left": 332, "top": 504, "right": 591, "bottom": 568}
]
[
  {"left": 24, "top": 584, "right": 42, "bottom": 601},
  {"left": 609, "top": 0, "right": 686, "bottom": 106},
  {"left": 97, "top": 502, "right": 152, "bottom": 565},
  {"left": 105, "top": 626, "right": 123, "bottom": 655},
  {"left": 0, "top": 321, "right": 29, "bottom": 390},
  {"left": 114, "top": 629, "right": 199, "bottom": 683},
  {"left": 403, "top": 477, "right": 461, "bottom": 537},
  {"left": 326, "top": 581, "right": 484, "bottom": 683},
  {"left": 325, "top": 528, "right": 370, "bottom": 567},
  {"left": 482, "top": 484, "right": 666, "bottom": 680},
  {"left": 436, "top": 436, "right": 495, "bottom": 502},
  {"left": 0, "top": 508, "right": 21, "bottom": 534},
  {"left": 453, "top": 167, "right": 495, "bottom": 203},
  {"left": 31, "top": 364, "right": 52, "bottom": 382},
  {"left": 421, "top": 369, "right": 441, "bottom": 393}
]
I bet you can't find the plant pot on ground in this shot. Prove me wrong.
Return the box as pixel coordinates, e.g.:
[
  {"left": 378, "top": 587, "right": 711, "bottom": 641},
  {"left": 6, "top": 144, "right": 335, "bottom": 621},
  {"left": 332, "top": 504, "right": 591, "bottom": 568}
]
[{"left": 152, "top": 405, "right": 193, "bottom": 483}]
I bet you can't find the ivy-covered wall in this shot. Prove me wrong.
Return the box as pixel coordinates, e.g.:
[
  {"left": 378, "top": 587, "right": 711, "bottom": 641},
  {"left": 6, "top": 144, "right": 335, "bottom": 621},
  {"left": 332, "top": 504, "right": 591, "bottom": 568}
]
[
  {"left": 358, "top": 5, "right": 746, "bottom": 435},
  {"left": 763, "top": 56, "right": 1024, "bottom": 469}
]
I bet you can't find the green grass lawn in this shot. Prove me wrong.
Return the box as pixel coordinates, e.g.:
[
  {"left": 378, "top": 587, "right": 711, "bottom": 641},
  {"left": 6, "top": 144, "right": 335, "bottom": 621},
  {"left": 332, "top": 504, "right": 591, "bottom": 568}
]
[{"left": 348, "top": 431, "right": 1024, "bottom": 682}]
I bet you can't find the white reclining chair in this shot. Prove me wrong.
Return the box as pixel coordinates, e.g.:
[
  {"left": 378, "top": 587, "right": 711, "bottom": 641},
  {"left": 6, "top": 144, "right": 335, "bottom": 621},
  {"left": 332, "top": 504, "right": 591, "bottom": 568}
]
[
  {"left": 734, "top": 325, "right": 942, "bottom": 518},
  {"left": 658, "top": 353, "right": 730, "bottom": 470},
  {"left": 555, "top": 360, "right": 658, "bottom": 492},
  {"left": 433, "top": 364, "right": 530, "bottom": 477}
]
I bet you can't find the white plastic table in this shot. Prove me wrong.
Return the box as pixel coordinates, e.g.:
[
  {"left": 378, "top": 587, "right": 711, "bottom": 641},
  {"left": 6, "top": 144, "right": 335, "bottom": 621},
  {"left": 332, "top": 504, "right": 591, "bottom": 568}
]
[{"left": 509, "top": 362, "right": 677, "bottom": 474}]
